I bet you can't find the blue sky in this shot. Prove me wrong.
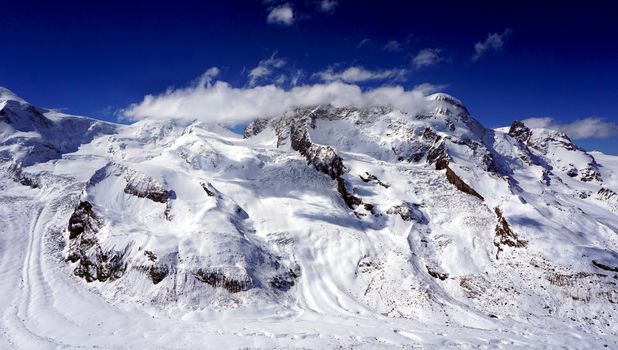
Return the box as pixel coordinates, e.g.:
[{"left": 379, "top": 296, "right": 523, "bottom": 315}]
[{"left": 1, "top": 0, "right": 617, "bottom": 153}]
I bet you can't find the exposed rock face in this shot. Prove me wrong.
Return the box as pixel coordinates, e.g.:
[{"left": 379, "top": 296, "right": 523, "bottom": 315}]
[
  {"left": 7, "top": 163, "right": 39, "bottom": 188},
  {"left": 269, "top": 267, "right": 301, "bottom": 292},
  {"left": 67, "top": 201, "right": 99, "bottom": 240},
  {"left": 149, "top": 265, "right": 170, "bottom": 285},
  {"left": 124, "top": 175, "right": 172, "bottom": 203},
  {"left": 493, "top": 207, "right": 527, "bottom": 258},
  {"left": 67, "top": 201, "right": 127, "bottom": 282},
  {"left": 426, "top": 265, "right": 448, "bottom": 280},
  {"left": 200, "top": 182, "right": 215, "bottom": 196},
  {"left": 386, "top": 202, "right": 427, "bottom": 223},
  {"left": 597, "top": 188, "right": 617, "bottom": 201},
  {"left": 194, "top": 267, "right": 255, "bottom": 293},
  {"left": 579, "top": 164, "right": 602, "bottom": 182},
  {"left": 445, "top": 167, "right": 484, "bottom": 200},
  {"left": 336, "top": 177, "right": 362, "bottom": 209},
  {"left": 426, "top": 139, "right": 450, "bottom": 170},
  {"left": 243, "top": 118, "right": 269, "bottom": 138},
  {"left": 359, "top": 172, "right": 389, "bottom": 188},
  {"left": 592, "top": 260, "right": 618, "bottom": 272},
  {"left": 290, "top": 123, "right": 345, "bottom": 180},
  {"left": 508, "top": 121, "right": 532, "bottom": 143}
]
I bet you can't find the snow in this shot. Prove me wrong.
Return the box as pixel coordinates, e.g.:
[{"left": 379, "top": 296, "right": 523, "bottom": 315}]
[{"left": 0, "top": 88, "right": 617, "bottom": 348}]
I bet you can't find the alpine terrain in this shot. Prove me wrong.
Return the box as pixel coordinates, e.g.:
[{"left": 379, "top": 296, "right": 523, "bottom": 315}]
[{"left": 0, "top": 86, "right": 616, "bottom": 348}]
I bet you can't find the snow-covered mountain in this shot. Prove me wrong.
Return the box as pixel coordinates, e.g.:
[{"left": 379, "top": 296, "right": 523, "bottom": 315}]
[{"left": 1, "top": 86, "right": 616, "bottom": 348}]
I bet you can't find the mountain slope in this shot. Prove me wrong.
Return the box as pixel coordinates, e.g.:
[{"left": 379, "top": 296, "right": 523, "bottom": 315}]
[{"left": 0, "top": 87, "right": 616, "bottom": 348}]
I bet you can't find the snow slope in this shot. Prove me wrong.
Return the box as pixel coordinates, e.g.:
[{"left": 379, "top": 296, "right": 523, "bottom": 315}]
[{"left": 0, "top": 87, "right": 617, "bottom": 348}]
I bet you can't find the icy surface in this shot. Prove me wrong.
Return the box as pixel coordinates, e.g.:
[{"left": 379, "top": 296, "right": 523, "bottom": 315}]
[{"left": 0, "top": 88, "right": 617, "bottom": 348}]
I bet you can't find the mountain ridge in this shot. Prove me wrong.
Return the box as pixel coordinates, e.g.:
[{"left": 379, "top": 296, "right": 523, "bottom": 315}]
[{"left": 0, "top": 87, "right": 617, "bottom": 348}]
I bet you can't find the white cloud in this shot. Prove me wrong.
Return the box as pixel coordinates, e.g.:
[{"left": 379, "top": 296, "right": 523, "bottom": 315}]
[
  {"left": 196, "top": 67, "right": 220, "bottom": 86},
  {"left": 122, "top": 68, "right": 436, "bottom": 126},
  {"left": 267, "top": 3, "right": 294, "bottom": 26},
  {"left": 383, "top": 40, "right": 401, "bottom": 52},
  {"left": 413, "top": 82, "right": 448, "bottom": 95},
  {"left": 412, "top": 48, "right": 443, "bottom": 69},
  {"left": 313, "top": 66, "right": 408, "bottom": 83},
  {"left": 318, "top": 0, "right": 338, "bottom": 13},
  {"left": 521, "top": 117, "right": 618, "bottom": 140},
  {"left": 248, "top": 54, "right": 287, "bottom": 86},
  {"left": 356, "top": 38, "right": 371, "bottom": 49},
  {"left": 472, "top": 28, "right": 512, "bottom": 61}
]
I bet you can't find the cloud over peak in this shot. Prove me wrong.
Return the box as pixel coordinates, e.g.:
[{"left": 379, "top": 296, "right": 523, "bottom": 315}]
[
  {"left": 122, "top": 68, "right": 435, "bottom": 126},
  {"left": 522, "top": 117, "right": 618, "bottom": 140},
  {"left": 267, "top": 3, "right": 294, "bottom": 26},
  {"left": 472, "top": 29, "right": 512, "bottom": 61},
  {"left": 313, "top": 66, "right": 407, "bottom": 83}
]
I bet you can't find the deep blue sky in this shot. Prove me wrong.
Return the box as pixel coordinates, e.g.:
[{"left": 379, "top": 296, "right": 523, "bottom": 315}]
[{"left": 1, "top": 0, "right": 617, "bottom": 153}]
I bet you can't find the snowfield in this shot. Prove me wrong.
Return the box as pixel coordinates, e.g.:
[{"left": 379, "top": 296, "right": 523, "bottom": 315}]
[{"left": 0, "top": 87, "right": 616, "bottom": 349}]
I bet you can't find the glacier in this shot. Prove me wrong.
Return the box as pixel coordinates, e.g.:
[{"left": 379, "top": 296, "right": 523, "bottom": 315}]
[{"left": 0, "top": 87, "right": 616, "bottom": 348}]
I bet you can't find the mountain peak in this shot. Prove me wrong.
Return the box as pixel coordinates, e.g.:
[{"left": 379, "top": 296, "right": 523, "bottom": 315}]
[{"left": 0, "top": 86, "right": 27, "bottom": 104}]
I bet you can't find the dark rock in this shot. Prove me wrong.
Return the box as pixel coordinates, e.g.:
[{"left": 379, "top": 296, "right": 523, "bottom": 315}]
[
  {"left": 494, "top": 207, "right": 527, "bottom": 258},
  {"left": 243, "top": 118, "right": 269, "bottom": 138},
  {"left": 269, "top": 268, "right": 300, "bottom": 292},
  {"left": 387, "top": 202, "right": 427, "bottom": 223},
  {"left": 67, "top": 201, "right": 127, "bottom": 282},
  {"left": 592, "top": 260, "right": 618, "bottom": 272},
  {"left": 359, "top": 172, "right": 389, "bottom": 188},
  {"left": 124, "top": 180, "right": 171, "bottom": 203},
  {"left": 580, "top": 164, "right": 602, "bottom": 182},
  {"left": 7, "top": 163, "right": 39, "bottom": 188},
  {"left": 149, "top": 265, "right": 169, "bottom": 285},
  {"left": 445, "top": 167, "right": 484, "bottom": 201},
  {"left": 566, "top": 167, "right": 578, "bottom": 177},
  {"left": 144, "top": 250, "right": 157, "bottom": 262},
  {"left": 508, "top": 121, "right": 532, "bottom": 143},
  {"left": 200, "top": 182, "right": 215, "bottom": 196},
  {"left": 427, "top": 140, "right": 450, "bottom": 170},
  {"left": 597, "top": 188, "right": 617, "bottom": 201},
  {"left": 290, "top": 124, "right": 345, "bottom": 179},
  {"left": 194, "top": 268, "right": 254, "bottom": 293},
  {"left": 73, "top": 247, "right": 127, "bottom": 283},
  {"left": 426, "top": 265, "right": 448, "bottom": 280},
  {"left": 68, "top": 201, "right": 99, "bottom": 240},
  {"left": 336, "top": 177, "right": 362, "bottom": 209}
]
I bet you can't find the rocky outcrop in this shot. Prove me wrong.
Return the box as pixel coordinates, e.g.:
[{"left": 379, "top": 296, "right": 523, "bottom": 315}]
[
  {"left": 148, "top": 265, "right": 170, "bottom": 285},
  {"left": 426, "top": 265, "right": 448, "bottom": 280},
  {"left": 194, "top": 267, "right": 255, "bottom": 293},
  {"left": 579, "top": 164, "right": 602, "bottom": 182},
  {"left": 290, "top": 124, "right": 345, "bottom": 179},
  {"left": 7, "top": 163, "right": 39, "bottom": 188},
  {"left": 124, "top": 176, "right": 173, "bottom": 203},
  {"left": 597, "top": 188, "right": 617, "bottom": 201},
  {"left": 269, "top": 267, "right": 301, "bottom": 292},
  {"left": 386, "top": 202, "right": 427, "bottom": 223},
  {"left": 445, "top": 167, "right": 484, "bottom": 200},
  {"left": 592, "top": 260, "right": 618, "bottom": 272},
  {"left": 493, "top": 207, "right": 527, "bottom": 258},
  {"left": 243, "top": 118, "right": 269, "bottom": 138},
  {"left": 427, "top": 139, "right": 450, "bottom": 170},
  {"left": 67, "top": 201, "right": 128, "bottom": 282},
  {"left": 359, "top": 172, "right": 389, "bottom": 188},
  {"left": 336, "top": 177, "right": 362, "bottom": 209},
  {"left": 508, "top": 121, "right": 532, "bottom": 143},
  {"left": 200, "top": 181, "right": 215, "bottom": 196}
]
